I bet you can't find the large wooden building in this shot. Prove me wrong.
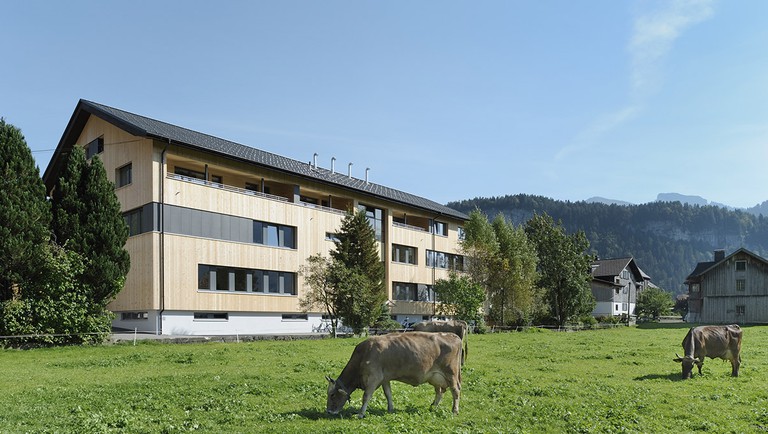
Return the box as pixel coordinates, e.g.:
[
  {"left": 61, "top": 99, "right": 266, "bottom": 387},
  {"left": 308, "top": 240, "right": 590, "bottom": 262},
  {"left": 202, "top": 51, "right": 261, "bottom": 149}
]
[
  {"left": 685, "top": 248, "right": 768, "bottom": 324},
  {"left": 42, "top": 100, "right": 468, "bottom": 335}
]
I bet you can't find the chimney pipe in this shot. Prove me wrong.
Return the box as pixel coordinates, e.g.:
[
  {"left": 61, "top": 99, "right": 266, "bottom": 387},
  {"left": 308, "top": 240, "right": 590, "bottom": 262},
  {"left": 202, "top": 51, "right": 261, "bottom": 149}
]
[
  {"left": 313, "top": 153, "right": 318, "bottom": 170},
  {"left": 331, "top": 157, "right": 336, "bottom": 174},
  {"left": 348, "top": 162, "right": 353, "bottom": 178},
  {"left": 365, "top": 168, "right": 370, "bottom": 184}
]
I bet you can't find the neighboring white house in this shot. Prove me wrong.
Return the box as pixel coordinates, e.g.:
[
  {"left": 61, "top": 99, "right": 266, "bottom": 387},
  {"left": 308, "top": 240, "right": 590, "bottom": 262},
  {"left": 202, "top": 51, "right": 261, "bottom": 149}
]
[{"left": 590, "top": 257, "right": 650, "bottom": 319}]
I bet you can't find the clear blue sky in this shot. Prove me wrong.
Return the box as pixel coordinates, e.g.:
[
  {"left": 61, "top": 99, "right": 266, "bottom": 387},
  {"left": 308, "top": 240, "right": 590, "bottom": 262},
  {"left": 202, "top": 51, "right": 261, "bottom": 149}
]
[{"left": 2, "top": 1, "right": 767, "bottom": 208}]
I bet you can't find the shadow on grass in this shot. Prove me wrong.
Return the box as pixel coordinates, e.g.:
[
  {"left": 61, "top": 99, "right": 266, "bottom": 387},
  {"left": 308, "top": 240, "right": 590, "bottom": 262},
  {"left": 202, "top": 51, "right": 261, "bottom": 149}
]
[
  {"left": 634, "top": 372, "right": 682, "bottom": 382},
  {"left": 290, "top": 403, "right": 426, "bottom": 420}
]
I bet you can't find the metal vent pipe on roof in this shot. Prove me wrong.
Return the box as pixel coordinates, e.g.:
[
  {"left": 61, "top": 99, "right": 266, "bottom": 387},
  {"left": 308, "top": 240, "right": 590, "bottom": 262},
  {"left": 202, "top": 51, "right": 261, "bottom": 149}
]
[
  {"left": 313, "top": 153, "right": 318, "bottom": 170},
  {"left": 331, "top": 157, "right": 336, "bottom": 174},
  {"left": 348, "top": 162, "right": 353, "bottom": 178},
  {"left": 365, "top": 168, "right": 370, "bottom": 184}
]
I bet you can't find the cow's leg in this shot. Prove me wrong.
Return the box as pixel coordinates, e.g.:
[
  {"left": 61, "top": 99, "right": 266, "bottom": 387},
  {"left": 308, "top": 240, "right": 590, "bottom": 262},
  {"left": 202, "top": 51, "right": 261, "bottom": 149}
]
[
  {"left": 696, "top": 360, "right": 704, "bottom": 375},
  {"left": 381, "top": 381, "right": 394, "bottom": 413},
  {"left": 431, "top": 386, "right": 445, "bottom": 408},
  {"left": 358, "top": 384, "right": 379, "bottom": 418},
  {"left": 450, "top": 382, "right": 460, "bottom": 414},
  {"left": 731, "top": 357, "right": 741, "bottom": 377}
]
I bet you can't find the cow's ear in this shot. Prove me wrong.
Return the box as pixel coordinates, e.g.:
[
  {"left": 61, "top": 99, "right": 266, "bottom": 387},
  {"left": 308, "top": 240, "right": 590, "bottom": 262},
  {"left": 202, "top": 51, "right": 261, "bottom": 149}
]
[
  {"left": 326, "top": 376, "right": 335, "bottom": 384},
  {"left": 673, "top": 357, "right": 683, "bottom": 363}
]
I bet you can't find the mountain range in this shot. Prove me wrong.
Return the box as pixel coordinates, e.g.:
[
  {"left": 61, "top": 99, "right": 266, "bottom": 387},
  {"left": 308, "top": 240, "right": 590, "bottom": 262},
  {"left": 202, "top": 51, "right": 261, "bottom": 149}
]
[
  {"left": 447, "top": 194, "right": 768, "bottom": 295},
  {"left": 586, "top": 193, "right": 768, "bottom": 217}
]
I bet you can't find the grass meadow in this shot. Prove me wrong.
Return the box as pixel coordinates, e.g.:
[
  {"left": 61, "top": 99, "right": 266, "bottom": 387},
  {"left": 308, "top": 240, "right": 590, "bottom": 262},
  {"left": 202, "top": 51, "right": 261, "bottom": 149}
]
[{"left": 1, "top": 324, "right": 767, "bottom": 433}]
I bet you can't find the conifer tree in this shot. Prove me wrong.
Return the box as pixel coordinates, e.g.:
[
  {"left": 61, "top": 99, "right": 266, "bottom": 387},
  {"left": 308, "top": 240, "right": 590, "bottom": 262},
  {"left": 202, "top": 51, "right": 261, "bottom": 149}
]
[
  {"left": 0, "top": 119, "right": 51, "bottom": 302},
  {"left": 329, "top": 208, "right": 386, "bottom": 334},
  {"left": 52, "top": 148, "right": 130, "bottom": 307}
]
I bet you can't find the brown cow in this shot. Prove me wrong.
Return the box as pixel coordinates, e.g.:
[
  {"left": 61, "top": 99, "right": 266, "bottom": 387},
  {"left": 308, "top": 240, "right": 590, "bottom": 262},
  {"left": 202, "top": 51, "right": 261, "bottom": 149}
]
[
  {"left": 326, "top": 331, "right": 462, "bottom": 418},
  {"left": 673, "top": 325, "right": 742, "bottom": 379},
  {"left": 411, "top": 320, "right": 469, "bottom": 364}
]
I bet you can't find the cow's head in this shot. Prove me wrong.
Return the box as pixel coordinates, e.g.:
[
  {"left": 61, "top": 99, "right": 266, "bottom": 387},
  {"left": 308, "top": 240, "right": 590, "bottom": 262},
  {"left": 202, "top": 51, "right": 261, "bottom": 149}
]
[
  {"left": 325, "top": 376, "right": 350, "bottom": 415},
  {"left": 673, "top": 353, "right": 700, "bottom": 379}
]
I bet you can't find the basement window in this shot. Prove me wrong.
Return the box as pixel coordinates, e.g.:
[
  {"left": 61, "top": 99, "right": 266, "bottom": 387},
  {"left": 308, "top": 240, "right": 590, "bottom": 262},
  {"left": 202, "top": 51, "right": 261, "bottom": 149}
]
[{"left": 193, "top": 312, "right": 228, "bottom": 321}]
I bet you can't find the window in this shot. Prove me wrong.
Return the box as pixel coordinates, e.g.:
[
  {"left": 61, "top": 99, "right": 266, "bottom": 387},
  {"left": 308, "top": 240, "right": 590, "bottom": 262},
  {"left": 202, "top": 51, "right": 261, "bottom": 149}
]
[
  {"left": 124, "top": 208, "right": 142, "bottom": 236},
  {"left": 426, "top": 250, "right": 464, "bottom": 271},
  {"left": 198, "top": 265, "right": 296, "bottom": 295},
  {"left": 736, "top": 261, "right": 747, "bottom": 272},
  {"left": 359, "top": 204, "right": 383, "bottom": 241},
  {"left": 325, "top": 232, "right": 340, "bottom": 242},
  {"left": 736, "top": 279, "right": 746, "bottom": 291},
  {"left": 690, "top": 283, "right": 700, "bottom": 292},
  {"left": 392, "top": 244, "right": 417, "bottom": 265},
  {"left": 116, "top": 163, "right": 132, "bottom": 187},
  {"left": 394, "top": 282, "right": 417, "bottom": 301},
  {"left": 431, "top": 220, "right": 447, "bottom": 236},
  {"left": 253, "top": 221, "right": 296, "bottom": 249},
  {"left": 121, "top": 312, "right": 148, "bottom": 320},
  {"left": 736, "top": 305, "right": 745, "bottom": 316},
  {"left": 194, "top": 312, "right": 228, "bottom": 320},
  {"left": 210, "top": 175, "right": 223, "bottom": 185},
  {"left": 282, "top": 314, "right": 308, "bottom": 321},
  {"left": 85, "top": 137, "right": 104, "bottom": 159},
  {"left": 393, "top": 282, "right": 433, "bottom": 302},
  {"left": 458, "top": 227, "right": 466, "bottom": 240}
]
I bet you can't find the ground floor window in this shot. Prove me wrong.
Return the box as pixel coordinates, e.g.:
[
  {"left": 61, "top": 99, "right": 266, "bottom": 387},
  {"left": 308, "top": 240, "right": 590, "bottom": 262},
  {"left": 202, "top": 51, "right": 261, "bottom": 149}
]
[
  {"left": 393, "top": 282, "right": 435, "bottom": 302},
  {"left": 121, "top": 312, "right": 148, "bottom": 321},
  {"left": 194, "top": 312, "right": 228, "bottom": 320}
]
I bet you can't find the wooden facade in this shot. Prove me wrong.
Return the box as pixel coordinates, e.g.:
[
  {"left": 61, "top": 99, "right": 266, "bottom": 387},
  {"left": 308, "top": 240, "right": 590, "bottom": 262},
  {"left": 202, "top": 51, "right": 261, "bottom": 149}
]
[
  {"left": 43, "top": 100, "right": 468, "bottom": 335},
  {"left": 686, "top": 248, "right": 768, "bottom": 324}
]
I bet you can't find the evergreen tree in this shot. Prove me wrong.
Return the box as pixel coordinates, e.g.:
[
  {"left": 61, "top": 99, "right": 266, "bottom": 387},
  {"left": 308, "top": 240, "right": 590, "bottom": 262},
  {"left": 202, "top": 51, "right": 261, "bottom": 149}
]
[
  {"left": 329, "top": 208, "right": 386, "bottom": 334},
  {"left": 0, "top": 119, "right": 51, "bottom": 302},
  {"left": 524, "top": 212, "right": 594, "bottom": 326},
  {"left": 52, "top": 148, "right": 130, "bottom": 307}
]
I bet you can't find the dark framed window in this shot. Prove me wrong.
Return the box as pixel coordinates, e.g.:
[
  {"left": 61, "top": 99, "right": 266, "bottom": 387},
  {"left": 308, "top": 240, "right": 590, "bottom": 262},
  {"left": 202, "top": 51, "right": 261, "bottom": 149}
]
[
  {"left": 124, "top": 208, "right": 142, "bottom": 236},
  {"left": 121, "top": 312, "right": 148, "bottom": 320},
  {"left": 86, "top": 137, "right": 104, "bottom": 159},
  {"left": 431, "top": 220, "right": 448, "bottom": 236},
  {"left": 282, "top": 314, "right": 308, "bottom": 321},
  {"left": 194, "top": 312, "right": 228, "bottom": 320},
  {"left": 736, "top": 279, "right": 746, "bottom": 291},
  {"left": 736, "top": 305, "right": 745, "bottom": 316},
  {"left": 198, "top": 264, "right": 296, "bottom": 295},
  {"left": 359, "top": 204, "right": 383, "bottom": 241},
  {"left": 392, "top": 244, "right": 417, "bottom": 265},
  {"left": 253, "top": 220, "right": 296, "bottom": 249},
  {"left": 736, "top": 261, "right": 747, "bottom": 271},
  {"left": 116, "top": 163, "right": 132, "bottom": 187}
]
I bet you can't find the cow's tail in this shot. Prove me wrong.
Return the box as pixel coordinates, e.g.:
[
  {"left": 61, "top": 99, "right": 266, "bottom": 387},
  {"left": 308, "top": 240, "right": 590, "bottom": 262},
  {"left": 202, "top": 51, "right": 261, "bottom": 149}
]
[{"left": 463, "top": 338, "right": 468, "bottom": 363}]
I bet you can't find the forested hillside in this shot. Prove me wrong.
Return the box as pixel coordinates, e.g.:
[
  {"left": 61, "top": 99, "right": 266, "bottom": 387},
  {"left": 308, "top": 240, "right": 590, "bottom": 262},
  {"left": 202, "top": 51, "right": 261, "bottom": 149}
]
[{"left": 448, "top": 195, "right": 768, "bottom": 294}]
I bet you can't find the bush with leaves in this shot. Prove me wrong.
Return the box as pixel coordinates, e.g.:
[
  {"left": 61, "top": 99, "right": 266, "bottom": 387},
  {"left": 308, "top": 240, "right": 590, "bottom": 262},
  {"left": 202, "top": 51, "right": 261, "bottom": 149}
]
[{"left": 0, "top": 243, "right": 111, "bottom": 347}]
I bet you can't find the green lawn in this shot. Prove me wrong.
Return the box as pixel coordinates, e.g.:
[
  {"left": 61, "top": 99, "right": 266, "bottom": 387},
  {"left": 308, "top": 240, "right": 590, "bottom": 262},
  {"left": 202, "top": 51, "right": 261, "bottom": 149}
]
[{"left": 1, "top": 325, "right": 766, "bottom": 433}]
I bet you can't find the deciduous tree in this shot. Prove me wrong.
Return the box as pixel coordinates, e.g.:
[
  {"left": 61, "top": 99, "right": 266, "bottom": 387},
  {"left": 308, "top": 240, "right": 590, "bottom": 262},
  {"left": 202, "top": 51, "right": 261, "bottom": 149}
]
[{"left": 524, "top": 212, "right": 595, "bottom": 326}]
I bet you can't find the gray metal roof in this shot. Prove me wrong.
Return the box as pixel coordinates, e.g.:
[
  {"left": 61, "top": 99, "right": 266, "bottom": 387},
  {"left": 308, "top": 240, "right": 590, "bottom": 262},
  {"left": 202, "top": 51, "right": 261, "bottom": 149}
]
[{"left": 45, "top": 99, "right": 468, "bottom": 221}]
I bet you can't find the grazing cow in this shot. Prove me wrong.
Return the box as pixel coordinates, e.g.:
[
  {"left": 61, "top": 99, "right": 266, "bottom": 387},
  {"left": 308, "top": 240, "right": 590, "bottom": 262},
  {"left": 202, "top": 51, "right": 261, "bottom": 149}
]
[
  {"left": 673, "top": 325, "right": 742, "bottom": 379},
  {"left": 326, "top": 331, "right": 462, "bottom": 418},
  {"left": 412, "top": 320, "right": 469, "bottom": 364}
]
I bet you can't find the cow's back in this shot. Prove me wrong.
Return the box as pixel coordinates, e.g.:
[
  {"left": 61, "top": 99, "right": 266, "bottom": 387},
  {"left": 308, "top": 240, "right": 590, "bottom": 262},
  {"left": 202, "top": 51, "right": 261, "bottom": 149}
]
[
  {"left": 360, "top": 332, "right": 462, "bottom": 387},
  {"left": 691, "top": 325, "right": 742, "bottom": 360}
]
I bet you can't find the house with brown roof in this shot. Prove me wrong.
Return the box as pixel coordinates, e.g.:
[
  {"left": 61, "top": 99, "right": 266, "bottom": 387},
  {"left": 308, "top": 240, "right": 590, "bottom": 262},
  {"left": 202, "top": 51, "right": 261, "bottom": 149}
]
[
  {"left": 590, "top": 257, "right": 650, "bottom": 319},
  {"left": 685, "top": 248, "right": 768, "bottom": 324},
  {"left": 42, "top": 100, "right": 468, "bottom": 335}
]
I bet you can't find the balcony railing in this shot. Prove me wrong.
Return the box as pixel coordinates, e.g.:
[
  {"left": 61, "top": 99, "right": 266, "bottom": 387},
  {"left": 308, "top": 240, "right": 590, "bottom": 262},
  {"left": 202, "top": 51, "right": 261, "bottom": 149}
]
[
  {"left": 167, "top": 173, "right": 346, "bottom": 215},
  {"left": 393, "top": 221, "right": 428, "bottom": 232}
]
